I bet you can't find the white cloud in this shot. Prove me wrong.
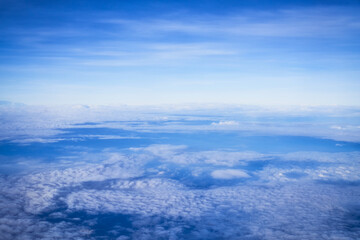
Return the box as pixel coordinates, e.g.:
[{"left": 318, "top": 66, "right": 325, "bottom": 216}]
[
  {"left": 280, "top": 151, "right": 360, "bottom": 163},
  {"left": 61, "top": 179, "right": 360, "bottom": 239},
  {"left": 1, "top": 103, "right": 360, "bottom": 239},
  {"left": 0, "top": 145, "right": 359, "bottom": 239},
  {"left": 1, "top": 104, "right": 360, "bottom": 142},
  {"left": 131, "top": 144, "right": 267, "bottom": 166},
  {"left": 10, "top": 137, "right": 66, "bottom": 144},
  {"left": 133, "top": 144, "right": 187, "bottom": 158},
  {"left": 211, "top": 169, "right": 250, "bottom": 179},
  {"left": 0, "top": 176, "right": 93, "bottom": 240},
  {"left": 211, "top": 120, "right": 239, "bottom": 126},
  {"left": 103, "top": 7, "right": 360, "bottom": 38}
]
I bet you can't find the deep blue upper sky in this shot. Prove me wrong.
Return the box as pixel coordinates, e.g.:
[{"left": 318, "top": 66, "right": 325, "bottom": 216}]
[{"left": 0, "top": 0, "right": 360, "bottom": 105}]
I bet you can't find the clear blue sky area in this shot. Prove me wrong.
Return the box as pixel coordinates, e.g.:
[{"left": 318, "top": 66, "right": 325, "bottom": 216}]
[{"left": 1, "top": 0, "right": 359, "bottom": 105}]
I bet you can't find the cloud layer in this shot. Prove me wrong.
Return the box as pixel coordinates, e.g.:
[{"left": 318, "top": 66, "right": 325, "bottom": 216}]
[
  {"left": 0, "top": 143, "right": 359, "bottom": 239},
  {"left": 0, "top": 104, "right": 359, "bottom": 239}
]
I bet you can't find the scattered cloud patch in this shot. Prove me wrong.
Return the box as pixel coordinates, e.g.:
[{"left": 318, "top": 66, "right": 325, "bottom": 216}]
[
  {"left": 211, "top": 120, "right": 240, "bottom": 126},
  {"left": 0, "top": 104, "right": 360, "bottom": 239},
  {"left": 1, "top": 104, "right": 360, "bottom": 142},
  {"left": 211, "top": 169, "right": 250, "bottom": 179}
]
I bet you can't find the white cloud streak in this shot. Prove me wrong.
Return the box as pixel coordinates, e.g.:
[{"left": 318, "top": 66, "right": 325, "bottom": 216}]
[
  {"left": 103, "top": 7, "right": 360, "bottom": 38},
  {"left": 1, "top": 104, "right": 360, "bottom": 142}
]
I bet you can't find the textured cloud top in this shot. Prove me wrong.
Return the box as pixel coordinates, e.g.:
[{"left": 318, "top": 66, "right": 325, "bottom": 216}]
[{"left": 0, "top": 104, "right": 359, "bottom": 239}]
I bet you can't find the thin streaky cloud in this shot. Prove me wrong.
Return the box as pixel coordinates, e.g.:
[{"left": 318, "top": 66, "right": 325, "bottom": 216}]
[
  {"left": 102, "top": 7, "right": 360, "bottom": 38},
  {"left": 0, "top": 3, "right": 359, "bottom": 105}
]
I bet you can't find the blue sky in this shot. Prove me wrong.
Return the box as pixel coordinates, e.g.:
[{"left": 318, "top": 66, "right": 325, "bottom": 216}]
[{"left": 0, "top": 0, "right": 360, "bottom": 105}]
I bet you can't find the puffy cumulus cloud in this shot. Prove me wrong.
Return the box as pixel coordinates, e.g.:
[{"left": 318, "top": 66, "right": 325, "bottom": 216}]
[
  {"left": 20, "top": 153, "right": 145, "bottom": 214},
  {"left": 134, "top": 145, "right": 360, "bottom": 174},
  {"left": 280, "top": 151, "right": 360, "bottom": 163},
  {"left": 171, "top": 151, "right": 266, "bottom": 166},
  {"left": 255, "top": 163, "right": 360, "bottom": 183},
  {"left": 0, "top": 217, "right": 92, "bottom": 240},
  {"left": 211, "top": 169, "right": 250, "bottom": 179},
  {"left": 0, "top": 177, "right": 93, "bottom": 240},
  {"left": 133, "top": 144, "right": 266, "bottom": 166},
  {"left": 311, "top": 165, "right": 360, "bottom": 181},
  {"left": 61, "top": 179, "right": 360, "bottom": 239},
  {"left": 253, "top": 152, "right": 360, "bottom": 184},
  {"left": 2, "top": 146, "right": 359, "bottom": 194},
  {"left": 131, "top": 144, "right": 187, "bottom": 158},
  {"left": 0, "top": 149, "right": 152, "bottom": 239},
  {"left": 0, "top": 144, "right": 359, "bottom": 239},
  {"left": 65, "top": 178, "right": 208, "bottom": 218}
]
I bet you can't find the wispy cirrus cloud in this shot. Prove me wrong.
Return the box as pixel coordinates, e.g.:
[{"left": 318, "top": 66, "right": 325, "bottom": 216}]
[
  {"left": 1, "top": 5, "right": 360, "bottom": 105},
  {"left": 102, "top": 7, "right": 360, "bottom": 38}
]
